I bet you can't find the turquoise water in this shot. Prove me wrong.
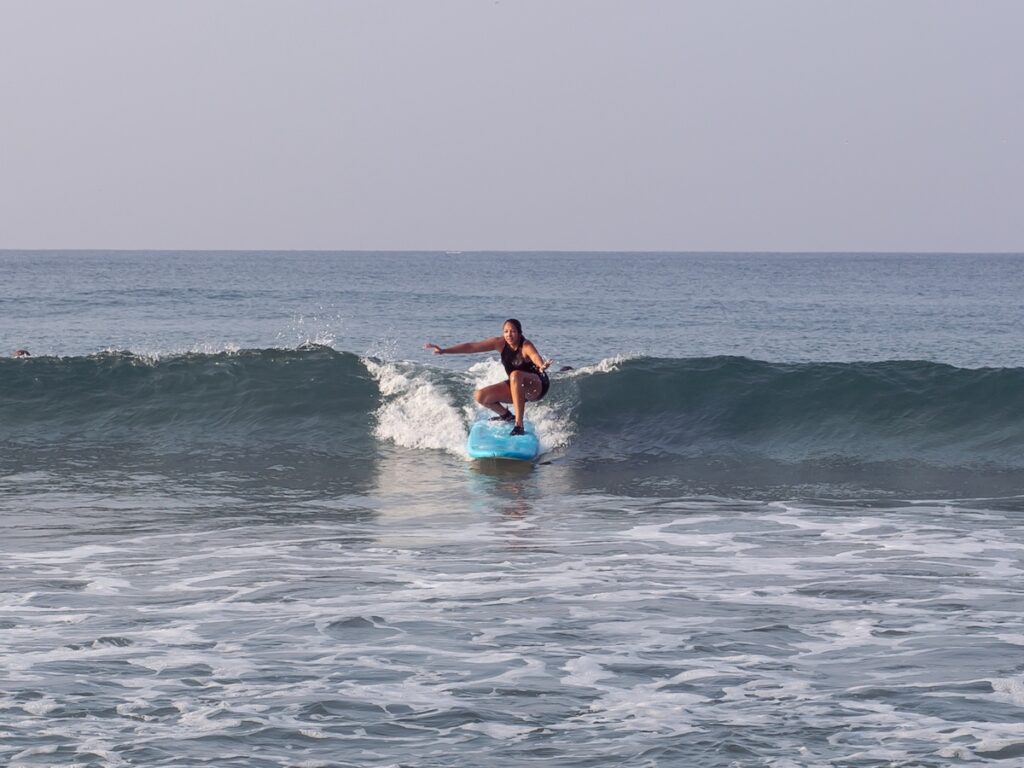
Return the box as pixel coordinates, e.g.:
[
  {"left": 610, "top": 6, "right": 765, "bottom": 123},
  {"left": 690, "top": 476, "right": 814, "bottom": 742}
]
[{"left": 2, "top": 251, "right": 1024, "bottom": 766}]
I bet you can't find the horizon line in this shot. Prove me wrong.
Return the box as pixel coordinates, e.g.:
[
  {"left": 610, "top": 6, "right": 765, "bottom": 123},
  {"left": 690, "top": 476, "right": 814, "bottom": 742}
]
[{"left": 3, "top": 248, "right": 1023, "bottom": 256}]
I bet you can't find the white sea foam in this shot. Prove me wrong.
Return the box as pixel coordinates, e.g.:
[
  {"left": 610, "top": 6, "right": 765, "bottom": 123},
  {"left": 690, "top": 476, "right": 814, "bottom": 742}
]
[
  {"left": 83, "top": 575, "right": 131, "bottom": 594},
  {"left": 991, "top": 677, "right": 1024, "bottom": 706},
  {"left": 95, "top": 343, "right": 246, "bottom": 362},
  {"left": 5, "top": 487, "right": 1024, "bottom": 766},
  {"left": 563, "top": 354, "right": 635, "bottom": 377},
  {"left": 21, "top": 698, "right": 59, "bottom": 716},
  {"left": 460, "top": 722, "right": 534, "bottom": 740},
  {"left": 115, "top": 698, "right": 159, "bottom": 720},
  {"left": 133, "top": 622, "right": 209, "bottom": 644},
  {"left": 466, "top": 359, "right": 507, "bottom": 391},
  {"left": 75, "top": 738, "right": 129, "bottom": 767},
  {"left": 10, "top": 744, "right": 60, "bottom": 761},
  {"left": 365, "top": 359, "right": 468, "bottom": 455},
  {"left": 9, "top": 544, "right": 119, "bottom": 563},
  {"left": 334, "top": 680, "right": 461, "bottom": 712},
  {"left": 797, "top": 619, "right": 886, "bottom": 655},
  {"left": 579, "top": 683, "right": 703, "bottom": 735},
  {"left": 527, "top": 402, "right": 573, "bottom": 454},
  {"left": 175, "top": 701, "right": 243, "bottom": 732},
  {"left": 561, "top": 656, "right": 613, "bottom": 688}
]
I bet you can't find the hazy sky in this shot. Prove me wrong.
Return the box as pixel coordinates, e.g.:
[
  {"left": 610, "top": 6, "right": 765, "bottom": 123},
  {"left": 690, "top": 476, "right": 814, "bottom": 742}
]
[{"left": 1, "top": 1, "right": 1021, "bottom": 252}]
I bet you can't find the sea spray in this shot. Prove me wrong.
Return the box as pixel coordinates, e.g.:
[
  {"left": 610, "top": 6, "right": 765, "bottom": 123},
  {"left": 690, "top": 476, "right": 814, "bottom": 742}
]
[{"left": 365, "top": 358, "right": 468, "bottom": 456}]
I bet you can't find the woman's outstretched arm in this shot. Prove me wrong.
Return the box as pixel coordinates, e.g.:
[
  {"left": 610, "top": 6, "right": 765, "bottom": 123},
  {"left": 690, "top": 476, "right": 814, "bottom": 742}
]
[{"left": 425, "top": 337, "right": 503, "bottom": 355}]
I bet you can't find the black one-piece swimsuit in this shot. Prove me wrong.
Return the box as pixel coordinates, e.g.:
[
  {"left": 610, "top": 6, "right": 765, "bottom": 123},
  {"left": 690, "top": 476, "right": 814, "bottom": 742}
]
[{"left": 500, "top": 341, "right": 550, "bottom": 399}]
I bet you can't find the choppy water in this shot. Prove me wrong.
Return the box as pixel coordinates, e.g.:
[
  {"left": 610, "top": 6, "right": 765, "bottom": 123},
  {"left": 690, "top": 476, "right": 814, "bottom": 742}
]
[{"left": 3, "top": 251, "right": 1024, "bottom": 766}]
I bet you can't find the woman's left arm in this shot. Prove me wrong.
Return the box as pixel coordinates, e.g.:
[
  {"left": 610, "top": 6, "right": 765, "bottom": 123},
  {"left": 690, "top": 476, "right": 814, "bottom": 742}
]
[{"left": 524, "top": 342, "right": 553, "bottom": 372}]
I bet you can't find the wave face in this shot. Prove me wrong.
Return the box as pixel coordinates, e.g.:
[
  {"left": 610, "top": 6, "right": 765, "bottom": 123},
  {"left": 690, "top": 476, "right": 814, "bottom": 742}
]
[
  {"left": 4, "top": 351, "right": 1024, "bottom": 496},
  {"left": 567, "top": 356, "right": 1024, "bottom": 466},
  {"left": 0, "top": 348, "right": 379, "bottom": 456},
  {"left": 551, "top": 356, "right": 1024, "bottom": 499}
]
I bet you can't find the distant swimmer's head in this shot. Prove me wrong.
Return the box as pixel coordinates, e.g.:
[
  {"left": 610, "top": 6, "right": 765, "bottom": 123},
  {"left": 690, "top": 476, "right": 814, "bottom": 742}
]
[
  {"left": 13, "top": 349, "right": 31, "bottom": 358},
  {"left": 503, "top": 319, "right": 523, "bottom": 347}
]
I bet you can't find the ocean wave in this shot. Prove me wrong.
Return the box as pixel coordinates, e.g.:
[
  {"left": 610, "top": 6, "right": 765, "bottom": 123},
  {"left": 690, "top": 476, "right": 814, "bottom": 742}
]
[
  {"left": 4, "top": 350, "right": 1024, "bottom": 495},
  {"left": 0, "top": 347, "right": 378, "bottom": 454},
  {"left": 566, "top": 356, "right": 1024, "bottom": 466}
]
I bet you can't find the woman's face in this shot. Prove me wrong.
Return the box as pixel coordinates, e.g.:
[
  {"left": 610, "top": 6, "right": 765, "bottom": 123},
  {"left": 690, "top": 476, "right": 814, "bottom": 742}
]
[{"left": 503, "top": 322, "right": 521, "bottom": 347}]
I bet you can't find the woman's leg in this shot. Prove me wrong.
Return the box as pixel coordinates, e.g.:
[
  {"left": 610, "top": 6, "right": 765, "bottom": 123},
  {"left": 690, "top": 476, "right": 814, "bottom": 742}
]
[
  {"left": 508, "top": 371, "right": 544, "bottom": 426},
  {"left": 474, "top": 381, "right": 513, "bottom": 417}
]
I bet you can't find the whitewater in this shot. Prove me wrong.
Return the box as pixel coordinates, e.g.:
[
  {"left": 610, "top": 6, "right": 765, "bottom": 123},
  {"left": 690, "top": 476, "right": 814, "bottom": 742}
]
[{"left": 3, "top": 250, "right": 1024, "bottom": 766}]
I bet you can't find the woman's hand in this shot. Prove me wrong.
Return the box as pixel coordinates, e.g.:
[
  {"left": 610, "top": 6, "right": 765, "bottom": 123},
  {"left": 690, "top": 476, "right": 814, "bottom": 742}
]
[
  {"left": 425, "top": 343, "right": 443, "bottom": 355},
  {"left": 540, "top": 358, "right": 554, "bottom": 371}
]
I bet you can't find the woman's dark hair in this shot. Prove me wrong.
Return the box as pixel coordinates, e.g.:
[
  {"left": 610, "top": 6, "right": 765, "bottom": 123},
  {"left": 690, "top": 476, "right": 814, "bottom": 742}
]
[{"left": 503, "top": 318, "right": 523, "bottom": 335}]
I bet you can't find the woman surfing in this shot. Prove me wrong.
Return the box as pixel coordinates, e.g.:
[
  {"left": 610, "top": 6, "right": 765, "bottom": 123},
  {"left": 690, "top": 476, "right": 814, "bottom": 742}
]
[{"left": 425, "top": 319, "right": 552, "bottom": 436}]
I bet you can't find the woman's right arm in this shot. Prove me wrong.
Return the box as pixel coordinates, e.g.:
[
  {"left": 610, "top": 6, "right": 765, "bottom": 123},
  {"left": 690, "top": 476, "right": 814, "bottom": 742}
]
[{"left": 425, "top": 337, "right": 502, "bottom": 355}]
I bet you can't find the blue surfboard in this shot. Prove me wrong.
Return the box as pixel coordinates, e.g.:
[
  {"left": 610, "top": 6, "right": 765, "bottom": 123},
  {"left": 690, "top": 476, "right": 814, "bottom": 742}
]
[{"left": 467, "top": 418, "right": 540, "bottom": 461}]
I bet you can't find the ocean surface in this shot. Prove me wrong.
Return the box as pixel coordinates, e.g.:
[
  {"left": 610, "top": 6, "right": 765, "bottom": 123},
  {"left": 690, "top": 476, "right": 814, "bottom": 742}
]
[{"left": 3, "top": 250, "right": 1024, "bottom": 766}]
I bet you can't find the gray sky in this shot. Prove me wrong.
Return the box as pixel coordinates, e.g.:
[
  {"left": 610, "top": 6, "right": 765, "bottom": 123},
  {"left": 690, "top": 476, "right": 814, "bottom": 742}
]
[{"left": 1, "top": 0, "right": 1021, "bottom": 252}]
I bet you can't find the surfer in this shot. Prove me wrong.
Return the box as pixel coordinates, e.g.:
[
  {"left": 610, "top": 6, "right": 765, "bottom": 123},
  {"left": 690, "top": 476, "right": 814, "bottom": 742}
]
[{"left": 425, "top": 319, "right": 551, "bottom": 436}]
